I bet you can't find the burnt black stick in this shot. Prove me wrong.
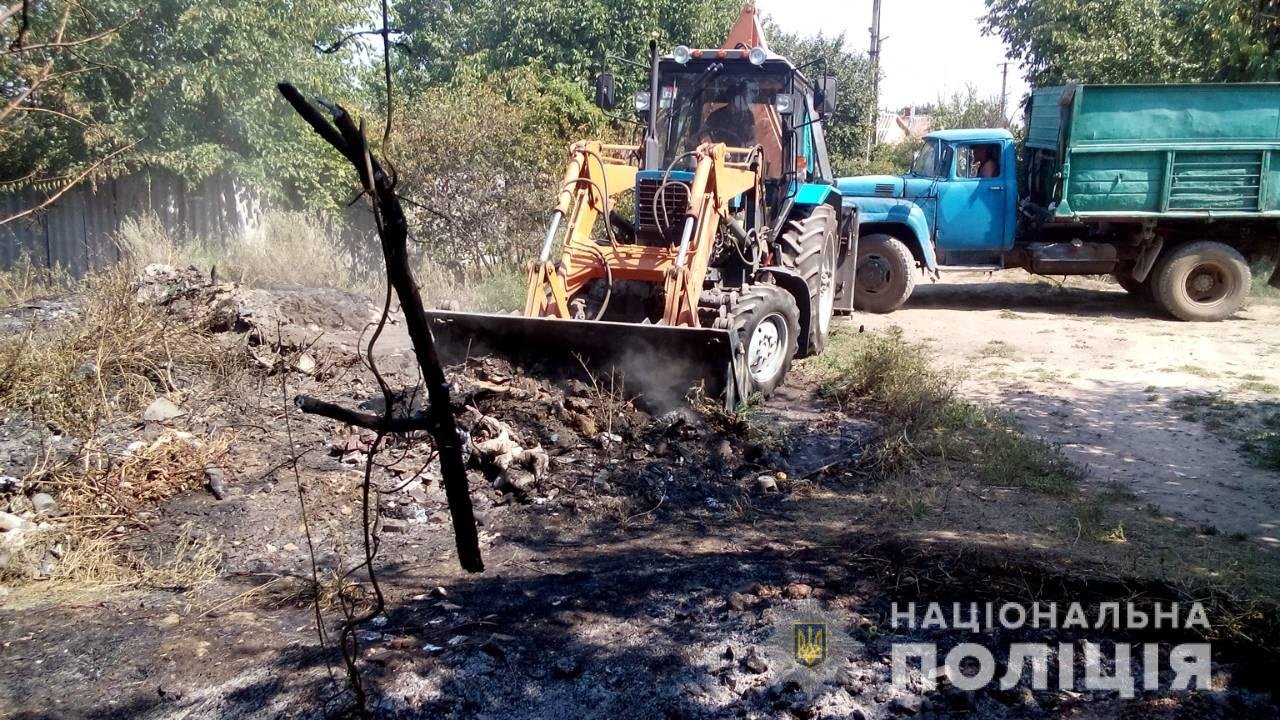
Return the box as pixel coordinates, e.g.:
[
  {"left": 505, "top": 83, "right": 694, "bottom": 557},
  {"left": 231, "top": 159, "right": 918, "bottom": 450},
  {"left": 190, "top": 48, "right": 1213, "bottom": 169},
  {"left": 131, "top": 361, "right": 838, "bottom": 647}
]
[{"left": 278, "top": 82, "right": 483, "bottom": 573}]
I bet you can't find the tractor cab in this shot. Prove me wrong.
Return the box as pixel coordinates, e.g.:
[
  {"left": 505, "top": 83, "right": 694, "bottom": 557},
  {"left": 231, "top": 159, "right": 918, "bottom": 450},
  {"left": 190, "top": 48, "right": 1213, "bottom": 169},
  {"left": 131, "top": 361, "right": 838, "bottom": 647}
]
[
  {"left": 638, "top": 49, "right": 836, "bottom": 181},
  {"left": 650, "top": 57, "right": 791, "bottom": 176},
  {"left": 595, "top": 41, "right": 836, "bottom": 247}
]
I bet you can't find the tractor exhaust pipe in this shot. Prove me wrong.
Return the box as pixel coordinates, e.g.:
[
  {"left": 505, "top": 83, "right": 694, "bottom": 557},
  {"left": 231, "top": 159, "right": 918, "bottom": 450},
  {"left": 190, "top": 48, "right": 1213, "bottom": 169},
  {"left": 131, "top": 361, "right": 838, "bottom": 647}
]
[{"left": 644, "top": 39, "right": 661, "bottom": 169}]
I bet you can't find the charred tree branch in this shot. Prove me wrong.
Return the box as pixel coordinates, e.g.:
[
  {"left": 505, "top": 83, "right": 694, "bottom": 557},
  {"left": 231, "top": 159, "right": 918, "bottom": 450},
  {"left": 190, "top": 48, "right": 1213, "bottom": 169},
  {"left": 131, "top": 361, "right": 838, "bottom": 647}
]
[
  {"left": 294, "top": 395, "right": 433, "bottom": 433},
  {"left": 278, "top": 82, "right": 484, "bottom": 574}
]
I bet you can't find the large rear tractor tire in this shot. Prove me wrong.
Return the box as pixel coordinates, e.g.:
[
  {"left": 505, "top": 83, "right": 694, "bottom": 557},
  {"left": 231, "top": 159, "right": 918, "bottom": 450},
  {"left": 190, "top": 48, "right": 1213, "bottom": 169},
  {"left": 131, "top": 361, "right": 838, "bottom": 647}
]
[
  {"left": 779, "top": 204, "right": 838, "bottom": 357},
  {"left": 854, "top": 233, "right": 916, "bottom": 313},
  {"left": 730, "top": 284, "right": 800, "bottom": 400},
  {"left": 1151, "top": 241, "right": 1251, "bottom": 322}
]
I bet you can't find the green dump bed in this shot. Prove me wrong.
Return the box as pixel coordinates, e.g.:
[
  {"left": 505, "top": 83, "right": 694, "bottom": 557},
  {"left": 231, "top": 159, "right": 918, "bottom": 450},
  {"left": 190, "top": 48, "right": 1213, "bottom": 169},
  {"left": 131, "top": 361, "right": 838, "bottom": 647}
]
[{"left": 1025, "top": 83, "right": 1280, "bottom": 219}]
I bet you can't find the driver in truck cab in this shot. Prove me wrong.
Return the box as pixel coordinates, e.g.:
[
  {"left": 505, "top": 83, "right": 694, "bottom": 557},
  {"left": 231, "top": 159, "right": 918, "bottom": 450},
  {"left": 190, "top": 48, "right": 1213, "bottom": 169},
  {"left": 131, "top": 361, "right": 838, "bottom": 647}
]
[
  {"left": 701, "top": 80, "right": 757, "bottom": 146},
  {"left": 971, "top": 144, "right": 1000, "bottom": 178}
]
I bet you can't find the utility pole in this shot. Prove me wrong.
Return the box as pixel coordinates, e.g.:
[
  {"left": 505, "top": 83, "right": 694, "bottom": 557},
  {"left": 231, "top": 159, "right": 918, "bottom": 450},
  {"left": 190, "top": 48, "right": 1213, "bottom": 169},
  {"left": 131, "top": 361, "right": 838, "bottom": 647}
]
[
  {"left": 866, "top": 0, "right": 882, "bottom": 161},
  {"left": 998, "top": 61, "right": 1010, "bottom": 127}
]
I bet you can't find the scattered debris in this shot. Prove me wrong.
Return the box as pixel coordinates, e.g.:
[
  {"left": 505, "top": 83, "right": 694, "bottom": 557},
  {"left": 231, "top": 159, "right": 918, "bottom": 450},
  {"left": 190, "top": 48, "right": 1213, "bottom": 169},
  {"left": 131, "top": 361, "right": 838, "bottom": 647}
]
[
  {"left": 29, "top": 492, "right": 57, "bottom": 516},
  {"left": 142, "top": 397, "right": 185, "bottom": 423},
  {"left": 0, "top": 511, "right": 29, "bottom": 532},
  {"left": 204, "top": 466, "right": 228, "bottom": 500}
]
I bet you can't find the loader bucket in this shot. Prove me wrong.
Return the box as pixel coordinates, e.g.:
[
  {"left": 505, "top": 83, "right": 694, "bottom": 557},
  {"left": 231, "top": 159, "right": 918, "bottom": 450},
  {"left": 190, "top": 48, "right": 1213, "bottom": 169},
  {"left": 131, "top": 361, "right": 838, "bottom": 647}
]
[{"left": 423, "top": 311, "right": 741, "bottom": 409}]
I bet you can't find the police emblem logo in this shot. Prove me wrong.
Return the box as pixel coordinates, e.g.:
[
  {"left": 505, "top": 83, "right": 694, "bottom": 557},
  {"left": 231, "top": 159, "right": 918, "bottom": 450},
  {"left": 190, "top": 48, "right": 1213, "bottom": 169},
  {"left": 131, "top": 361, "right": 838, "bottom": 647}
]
[
  {"left": 793, "top": 622, "right": 827, "bottom": 668},
  {"left": 767, "top": 600, "right": 859, "bottom": 696}
]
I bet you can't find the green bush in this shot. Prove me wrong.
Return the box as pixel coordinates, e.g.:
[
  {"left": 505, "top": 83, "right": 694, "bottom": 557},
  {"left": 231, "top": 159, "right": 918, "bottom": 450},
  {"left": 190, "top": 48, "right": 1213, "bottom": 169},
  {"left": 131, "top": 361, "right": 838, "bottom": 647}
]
[{"left": 392, "top": 66, "right": 607, "bottom": 286}]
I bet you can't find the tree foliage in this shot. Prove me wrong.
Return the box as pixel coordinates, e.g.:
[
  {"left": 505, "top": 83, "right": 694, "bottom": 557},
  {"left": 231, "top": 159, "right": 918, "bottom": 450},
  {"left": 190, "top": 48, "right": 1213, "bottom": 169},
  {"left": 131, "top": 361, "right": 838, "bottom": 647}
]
[
  {"left": 983, "top": 0, "right": 1280, "bottom": 86},
  {"left": 1, "top": 0, "right": 134, "bottom": 216},
  {"left": 764, "top": 23, "right": 875, "bottom": 176},
  {"left": 392, "top": 66, "right": 608, "bottom": 283},
  {"left": 2, "top": 0, "right": 366, "bottom": 209},
  {"left": 395, "top": 0, "right": 742, "bottom": 90},
  {"left": 918, "top": 86, "right": 1005, "bottom": 131}
]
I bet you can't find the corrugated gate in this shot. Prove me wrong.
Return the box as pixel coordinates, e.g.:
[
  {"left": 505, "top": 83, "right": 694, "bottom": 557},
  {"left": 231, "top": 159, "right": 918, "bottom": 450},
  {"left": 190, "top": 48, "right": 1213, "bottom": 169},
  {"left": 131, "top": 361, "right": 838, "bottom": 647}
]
[{"left": 0, "top": 170, "right": 267, "bottom": 276}]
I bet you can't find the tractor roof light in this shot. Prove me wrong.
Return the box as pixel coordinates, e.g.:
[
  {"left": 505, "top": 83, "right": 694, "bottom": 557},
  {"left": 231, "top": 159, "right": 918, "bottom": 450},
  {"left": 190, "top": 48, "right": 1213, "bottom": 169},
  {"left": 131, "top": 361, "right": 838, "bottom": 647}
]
[
  {"left": 672, "top": 45, "right": 692, "bottom": 65},
  {"left": 634, "top": 91, "right": 651, "bottom": 112},
  {"left": 748, "top": 46, "right": 767, "bottom": 66}
]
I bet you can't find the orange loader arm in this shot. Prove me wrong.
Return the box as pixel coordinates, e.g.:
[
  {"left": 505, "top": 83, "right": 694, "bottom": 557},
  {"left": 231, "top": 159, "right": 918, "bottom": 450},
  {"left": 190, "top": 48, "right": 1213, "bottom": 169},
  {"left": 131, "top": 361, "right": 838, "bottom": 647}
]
[{"left": 525, "top": 140, "right": 760, "bottom": 327}]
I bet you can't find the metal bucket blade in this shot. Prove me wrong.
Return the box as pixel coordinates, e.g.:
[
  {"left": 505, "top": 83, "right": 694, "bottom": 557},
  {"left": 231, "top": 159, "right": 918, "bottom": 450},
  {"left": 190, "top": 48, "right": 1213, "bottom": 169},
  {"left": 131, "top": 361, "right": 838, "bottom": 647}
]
[{"left": 423, "top": 311, "right": 736, "bottom": 407}]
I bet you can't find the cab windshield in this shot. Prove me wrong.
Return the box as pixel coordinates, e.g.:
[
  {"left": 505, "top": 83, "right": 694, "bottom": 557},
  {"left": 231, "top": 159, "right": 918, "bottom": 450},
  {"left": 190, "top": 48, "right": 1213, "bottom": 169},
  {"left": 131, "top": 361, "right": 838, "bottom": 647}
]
[
  {"left": 656, "top": 66, "right": 787, "bottom": 175},
  {"left": 909, "top": 138, "right": 950, "bottom": 178}
]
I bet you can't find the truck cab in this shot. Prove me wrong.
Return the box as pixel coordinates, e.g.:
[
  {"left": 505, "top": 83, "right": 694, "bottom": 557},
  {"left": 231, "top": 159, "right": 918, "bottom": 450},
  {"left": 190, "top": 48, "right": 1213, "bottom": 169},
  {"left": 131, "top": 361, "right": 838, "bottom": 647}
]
[{"left": 835, "top": 129, "right": 1018, "bottom": 312}]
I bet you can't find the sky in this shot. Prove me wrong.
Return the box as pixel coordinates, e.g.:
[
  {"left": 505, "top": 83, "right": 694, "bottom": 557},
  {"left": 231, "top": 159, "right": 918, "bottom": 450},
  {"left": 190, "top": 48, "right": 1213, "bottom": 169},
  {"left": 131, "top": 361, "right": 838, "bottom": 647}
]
[{"left": 755, "top": 0, "right": 1030, "bottom": 113}]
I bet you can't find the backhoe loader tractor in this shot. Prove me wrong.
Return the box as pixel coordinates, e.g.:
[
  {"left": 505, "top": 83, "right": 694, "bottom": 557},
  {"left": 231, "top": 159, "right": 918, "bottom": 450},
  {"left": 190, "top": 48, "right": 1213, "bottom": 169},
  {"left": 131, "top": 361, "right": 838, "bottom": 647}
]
[{"left": 424, "top": 4, "right": 856, "bottom": 406}]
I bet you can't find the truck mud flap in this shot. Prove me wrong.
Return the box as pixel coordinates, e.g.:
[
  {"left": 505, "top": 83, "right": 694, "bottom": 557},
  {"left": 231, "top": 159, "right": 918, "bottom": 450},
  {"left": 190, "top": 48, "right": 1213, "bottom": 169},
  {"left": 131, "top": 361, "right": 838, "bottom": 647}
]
[{"left": 423, "top": 311, "right": 739, "bottom": 410}]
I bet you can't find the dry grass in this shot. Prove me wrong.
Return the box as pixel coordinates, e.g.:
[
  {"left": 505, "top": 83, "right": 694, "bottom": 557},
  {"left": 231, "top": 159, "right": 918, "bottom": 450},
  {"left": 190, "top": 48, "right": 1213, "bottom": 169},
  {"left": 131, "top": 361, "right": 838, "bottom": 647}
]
[
  {"left": 805, "top": 327, "right": 1084, "bottom": 492},
  {"left": 48, "top": 429, "right": 234, "bottom": 525},
  {"left": 0, "top": 253, "right": 71, "bottom": 307},
  {"left": 0, "top": 263, "right": 238, "bottom": 592},
  {"left": 114, "top": 209, "right": 527, "bottom": 312},
  {"left": 268, "top": 570, "right": 363, "bottom": 611},
  {"left": 134, "top": 525, "right": 223, "bottom": 592},
  {"left": 0, "top": 265, "right": 233, "bottom": 432},
  {"left": 1, "top": 524, "right": 221, "bottom": 594},
  {"left": 117, "top": 211, "right": 379, "bottom": 296}
]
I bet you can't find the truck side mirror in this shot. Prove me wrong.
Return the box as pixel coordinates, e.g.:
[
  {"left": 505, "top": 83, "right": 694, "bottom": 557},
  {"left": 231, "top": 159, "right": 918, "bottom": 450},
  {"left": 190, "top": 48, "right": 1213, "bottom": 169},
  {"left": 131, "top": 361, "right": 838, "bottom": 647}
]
[
  {"left": 594, "top": 73, "right": 617, "bottom": 110},
  {"left": 815, "top": 75, "right": 838, "bottom": 116}
]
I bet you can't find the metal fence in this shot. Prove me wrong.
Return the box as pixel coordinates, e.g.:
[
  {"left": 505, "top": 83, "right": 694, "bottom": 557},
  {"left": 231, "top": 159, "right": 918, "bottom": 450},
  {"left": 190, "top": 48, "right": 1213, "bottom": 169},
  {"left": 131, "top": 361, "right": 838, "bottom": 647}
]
[{"left": 0, "top": 170, "right": 268, "bottom": 276}]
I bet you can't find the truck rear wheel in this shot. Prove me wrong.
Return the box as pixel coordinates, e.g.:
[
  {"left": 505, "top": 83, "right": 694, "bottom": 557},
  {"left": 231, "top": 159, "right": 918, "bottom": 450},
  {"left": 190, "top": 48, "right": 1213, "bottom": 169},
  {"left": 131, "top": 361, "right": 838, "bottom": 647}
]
[
  {"left": 731, "top": 284, "right": 800, "bottom": 399},
  {"left": 1151, "top": 241, "right": 1251, "bottom": 322},
  {"left": 854, "top": 233, "right": 916, "bottom": 313},
  {"left": 778, "top": 204, "right": 838, "bottom": 357}
]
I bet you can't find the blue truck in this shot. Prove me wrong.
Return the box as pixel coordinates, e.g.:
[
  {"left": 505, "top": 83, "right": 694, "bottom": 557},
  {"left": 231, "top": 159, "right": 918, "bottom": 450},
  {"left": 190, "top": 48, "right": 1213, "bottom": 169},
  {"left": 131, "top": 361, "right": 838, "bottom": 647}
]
[{"left": 839, "top": 83, "right": 1280, "bottom": 321}]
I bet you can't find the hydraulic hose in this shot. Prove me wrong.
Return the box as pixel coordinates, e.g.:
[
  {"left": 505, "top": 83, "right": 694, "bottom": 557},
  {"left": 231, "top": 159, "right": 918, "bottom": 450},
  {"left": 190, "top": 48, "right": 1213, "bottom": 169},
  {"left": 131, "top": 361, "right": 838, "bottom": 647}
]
[{"left": 584, "top": 243, "right": 614, "bottom": 321}]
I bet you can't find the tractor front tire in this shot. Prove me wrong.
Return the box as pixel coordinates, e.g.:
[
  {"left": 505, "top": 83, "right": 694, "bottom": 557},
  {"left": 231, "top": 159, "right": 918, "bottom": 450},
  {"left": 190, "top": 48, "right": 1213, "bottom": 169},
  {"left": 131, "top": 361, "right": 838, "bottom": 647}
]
[
  {"left": 731, "top": 284, "right": 800, "bottom": 400},
  {"left": 1151, "top": 241, "right": 1251, "bottom": 322},
  {"left": 854, "top": 233, "right": 916, "bottom": 313},
  {"left": 779, "top": 204, "right": 838, "bottom": 357}
]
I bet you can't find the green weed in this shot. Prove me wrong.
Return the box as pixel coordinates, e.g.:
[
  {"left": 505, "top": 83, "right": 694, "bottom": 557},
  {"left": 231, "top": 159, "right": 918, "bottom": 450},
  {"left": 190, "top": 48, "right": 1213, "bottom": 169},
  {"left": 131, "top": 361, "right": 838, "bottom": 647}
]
[{"left": 807, "top": 328, "right": 1083, "bottom": 493}]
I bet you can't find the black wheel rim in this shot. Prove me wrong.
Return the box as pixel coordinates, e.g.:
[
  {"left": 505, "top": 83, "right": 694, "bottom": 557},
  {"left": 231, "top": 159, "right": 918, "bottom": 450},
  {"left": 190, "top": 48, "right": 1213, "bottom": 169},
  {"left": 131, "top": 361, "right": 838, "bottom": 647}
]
[
  {"left": 1184, "top": 261, "right": 1231, "bottom": 305},
  {"left": 858, "top": 254, "right": 893, "bottom": 294}
]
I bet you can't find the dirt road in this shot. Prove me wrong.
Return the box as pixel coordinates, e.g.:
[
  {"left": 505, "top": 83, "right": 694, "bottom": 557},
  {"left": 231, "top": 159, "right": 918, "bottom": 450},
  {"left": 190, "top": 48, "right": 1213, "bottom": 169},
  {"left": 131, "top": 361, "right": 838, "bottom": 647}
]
[{"left": 859, "top": 272, "right": 1280, "bottom": 540}]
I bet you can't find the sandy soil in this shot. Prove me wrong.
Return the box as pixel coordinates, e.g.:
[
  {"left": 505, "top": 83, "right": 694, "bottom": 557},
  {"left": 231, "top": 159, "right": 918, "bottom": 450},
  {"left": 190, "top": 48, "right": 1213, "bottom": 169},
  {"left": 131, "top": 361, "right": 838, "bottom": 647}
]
[{"left": 859, "top": 272, "right": 1280, "bottom": 541}]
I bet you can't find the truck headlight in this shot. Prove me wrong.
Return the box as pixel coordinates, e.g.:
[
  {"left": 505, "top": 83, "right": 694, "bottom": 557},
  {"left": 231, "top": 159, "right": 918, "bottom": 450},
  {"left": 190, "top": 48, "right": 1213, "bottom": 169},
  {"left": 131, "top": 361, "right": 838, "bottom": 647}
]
[
  {"left": 774, "top": 94, "right": 794, "bottom": 114},
  {"left": 673, "top": 45, "right": 691, "bottom": 65},
  {"left": 634, "top": 92, "right": 651, "bottom": 112},
  {"left": 749, "top": 46, "right": 767, "bottom": 66}
]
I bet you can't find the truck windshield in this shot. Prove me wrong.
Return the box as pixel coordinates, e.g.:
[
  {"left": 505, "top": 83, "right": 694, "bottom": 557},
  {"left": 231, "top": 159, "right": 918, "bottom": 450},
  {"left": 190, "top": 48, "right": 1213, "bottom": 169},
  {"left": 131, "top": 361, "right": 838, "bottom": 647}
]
[
  {"left": 656, "top": 66, "right": 786, "bottom": 175},
  {"left": 910, "top": 139, "right": 949, "bottom": 178}
]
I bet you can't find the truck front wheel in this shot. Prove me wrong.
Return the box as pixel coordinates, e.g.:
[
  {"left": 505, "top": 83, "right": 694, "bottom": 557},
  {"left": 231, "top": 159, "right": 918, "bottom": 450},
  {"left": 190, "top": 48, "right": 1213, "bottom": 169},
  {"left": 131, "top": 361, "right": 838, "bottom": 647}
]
[
  {"left": 854, "top": 233, "right": 916, "bottom": 313},
  {"left": 1151, "top": 241, "right": 1251, "bottom": 321}
]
